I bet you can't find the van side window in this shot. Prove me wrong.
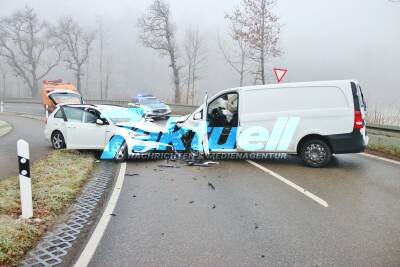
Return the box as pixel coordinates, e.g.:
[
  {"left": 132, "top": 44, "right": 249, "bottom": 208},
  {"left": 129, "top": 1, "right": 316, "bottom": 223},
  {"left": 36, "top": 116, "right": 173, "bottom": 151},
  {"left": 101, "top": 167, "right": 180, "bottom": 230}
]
[{"left": 207, "top": 93, "right": 238, "bottom": 127}]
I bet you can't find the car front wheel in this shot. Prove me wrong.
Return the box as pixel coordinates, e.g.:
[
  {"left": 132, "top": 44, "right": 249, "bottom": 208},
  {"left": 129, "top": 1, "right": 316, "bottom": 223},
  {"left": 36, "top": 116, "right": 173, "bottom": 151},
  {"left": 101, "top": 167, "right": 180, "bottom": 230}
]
[
  {"left": 51, "top": 131, "right": 66, "bottom": 149},
  {"left": 109, "top": 136, "right": 128, "bottom": 162},
  {"left": 300, "top": 139, "right": 332, "bottom": 168}
]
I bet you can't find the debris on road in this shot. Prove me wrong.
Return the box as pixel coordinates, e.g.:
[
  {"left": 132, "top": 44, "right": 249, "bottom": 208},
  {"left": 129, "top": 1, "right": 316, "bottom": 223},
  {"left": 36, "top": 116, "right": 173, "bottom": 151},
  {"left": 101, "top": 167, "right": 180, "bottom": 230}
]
[
  {"left": 212, "top": 204, "right": 216, "bottom": 209},
  {"left": 110, "top": 213, "right": 116, "bottom": 216},
  {"left": 208, "top": 182, "right": 215, "bottom": 190},
  {"left": 132, "top": 195, "right": 136, "bottom": 198},
  {"left": 126, "top": 173, "right": 139, "bottom": 176},
  {"left": 189, "top": 200, "right": 195, "bottom": 204},
  {"left": 186, "top": 160, "right": 219, "bottom": 167},
  {"left": 158, "top": 164, "right": 180, "bottom": 168},
  {"left": 254, "top": 223, "right": 259, "bottom": 230}
]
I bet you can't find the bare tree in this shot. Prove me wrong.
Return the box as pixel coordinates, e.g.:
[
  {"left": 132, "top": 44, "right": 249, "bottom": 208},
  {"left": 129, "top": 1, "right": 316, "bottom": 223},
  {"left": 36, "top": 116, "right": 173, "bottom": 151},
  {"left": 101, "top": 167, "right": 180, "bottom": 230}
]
[
  {"left": 97, "top": 17, "right": 104, "bottom": 99},
  {"left": 184, "top": 29, "right": 204, "bottom": 104},
  {"left": 0, "top": 6, "right": 61, "bottom": 97},
  {"left": 226, "top": 0, "right": 281, "bottom": 84},
  {"left": 138, "top": 0, "right": 181, "bottom": 103},
  {"left": 218, "top": 30, "right": 250, "bottom": 87},
  {"left": 0, "top": 61, "right": 8, "bottom": 97},
  {"left": 104, "top": 56, "right": 113, "bottom": 100},
  {"left": 52, "top": 17, "right": 95, "bottom": 93}
]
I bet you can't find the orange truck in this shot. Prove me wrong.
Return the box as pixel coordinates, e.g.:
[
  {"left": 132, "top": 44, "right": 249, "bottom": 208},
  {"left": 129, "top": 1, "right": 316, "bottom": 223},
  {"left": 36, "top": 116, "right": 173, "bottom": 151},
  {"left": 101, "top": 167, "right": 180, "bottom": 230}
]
[{"left": 41, "top": 79, "right": 83, "bottom": 112}]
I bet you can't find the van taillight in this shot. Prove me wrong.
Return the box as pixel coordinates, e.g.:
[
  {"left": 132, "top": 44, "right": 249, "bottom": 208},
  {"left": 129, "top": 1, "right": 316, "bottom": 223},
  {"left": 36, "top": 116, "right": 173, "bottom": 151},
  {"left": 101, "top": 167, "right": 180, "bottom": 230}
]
[{"left": 354, "top": 111, "right": 363, "bottom": 129}]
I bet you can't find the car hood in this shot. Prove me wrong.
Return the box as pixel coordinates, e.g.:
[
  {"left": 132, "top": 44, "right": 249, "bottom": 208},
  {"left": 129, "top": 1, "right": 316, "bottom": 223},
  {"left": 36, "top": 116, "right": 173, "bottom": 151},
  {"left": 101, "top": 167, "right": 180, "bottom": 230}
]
[
  {"left": 116, "top": 120, "right": 164, "bottom": 133},
  {"left": 145, "top": 102, "right": 168, "bottom": 109}
]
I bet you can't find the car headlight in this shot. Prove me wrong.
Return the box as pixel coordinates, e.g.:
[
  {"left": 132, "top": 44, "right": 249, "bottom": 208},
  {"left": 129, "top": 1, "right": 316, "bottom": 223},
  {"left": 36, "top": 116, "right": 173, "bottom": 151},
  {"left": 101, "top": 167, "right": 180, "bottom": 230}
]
[{"left": 129, "top": 131, "right": 149, "bottom": 139}]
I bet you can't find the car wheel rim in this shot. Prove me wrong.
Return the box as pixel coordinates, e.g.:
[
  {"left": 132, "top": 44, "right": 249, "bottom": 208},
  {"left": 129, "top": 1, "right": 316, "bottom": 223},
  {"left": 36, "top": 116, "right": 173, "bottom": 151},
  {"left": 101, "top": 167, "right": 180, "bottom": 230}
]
[
  {"left": 113, "top": 142, "right": 125, "bottom": 160},
  {"left": 52, "top": 134, "right": 63, "bottom": 149},
  {"left": 305, "top": 144, "right": 326, "bottom": 164}
]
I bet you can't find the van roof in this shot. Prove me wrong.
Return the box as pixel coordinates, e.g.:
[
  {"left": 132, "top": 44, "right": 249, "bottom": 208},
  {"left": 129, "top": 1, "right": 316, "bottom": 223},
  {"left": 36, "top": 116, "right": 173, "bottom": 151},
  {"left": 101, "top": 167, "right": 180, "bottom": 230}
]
[{"left": 228, "top": 79, "right": 359, "bottom": 93}]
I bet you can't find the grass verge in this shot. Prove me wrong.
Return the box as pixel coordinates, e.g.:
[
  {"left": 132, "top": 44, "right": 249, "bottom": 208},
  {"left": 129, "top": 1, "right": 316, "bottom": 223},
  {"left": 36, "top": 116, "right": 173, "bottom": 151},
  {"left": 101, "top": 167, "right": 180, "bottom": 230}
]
[
  {"left": 0, "top": 150, "right": 95, "bottom": 266},
  {"left": 367, "top": 143, "right": 400, "bottom": 161}
]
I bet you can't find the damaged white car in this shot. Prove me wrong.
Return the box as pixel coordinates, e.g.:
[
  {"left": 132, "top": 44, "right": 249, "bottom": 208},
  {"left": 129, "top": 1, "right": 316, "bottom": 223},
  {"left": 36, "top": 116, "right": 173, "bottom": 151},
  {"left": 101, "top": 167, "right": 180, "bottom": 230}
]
[{"left": 44, "top": 104, "right": 169, "bottom": 161}]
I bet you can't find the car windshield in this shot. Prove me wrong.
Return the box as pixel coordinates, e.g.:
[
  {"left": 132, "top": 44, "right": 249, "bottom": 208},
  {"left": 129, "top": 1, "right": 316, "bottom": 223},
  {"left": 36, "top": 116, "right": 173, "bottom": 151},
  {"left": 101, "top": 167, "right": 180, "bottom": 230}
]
[
  {"left": 50, "top": 92, "right": 82, "bottom": 104},
  {"left": 140, "top": 97, "right": 161, "bottom": 105},
  {"left": 99, "top": 106, "right": 144, "bottom": 124}
]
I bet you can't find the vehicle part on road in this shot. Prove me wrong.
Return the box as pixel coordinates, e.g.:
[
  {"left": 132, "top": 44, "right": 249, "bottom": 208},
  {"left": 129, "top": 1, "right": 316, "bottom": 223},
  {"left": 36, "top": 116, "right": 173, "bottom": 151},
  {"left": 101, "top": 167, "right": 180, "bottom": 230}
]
[
  {"left": 51, "top": 131, "right": 66, "bottom": 149},
  {"left": 126, "top": 172, "right": 139, "bottom": 176},
  {"left": 300, "top": 139, "right": 332, "bottom": 168},
  {"left": 158, "top": 163, "right": 180, "bottom": 168},
  {"left": 208, "top": 182, "right": 215, "bottom": 190}
]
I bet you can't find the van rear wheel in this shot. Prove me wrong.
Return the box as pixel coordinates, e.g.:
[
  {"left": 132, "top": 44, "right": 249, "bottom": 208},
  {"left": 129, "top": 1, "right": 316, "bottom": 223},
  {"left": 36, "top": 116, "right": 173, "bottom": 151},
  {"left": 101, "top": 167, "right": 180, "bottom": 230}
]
[{"left": 300, "top": 139, "right": 331, "bottom": 168}]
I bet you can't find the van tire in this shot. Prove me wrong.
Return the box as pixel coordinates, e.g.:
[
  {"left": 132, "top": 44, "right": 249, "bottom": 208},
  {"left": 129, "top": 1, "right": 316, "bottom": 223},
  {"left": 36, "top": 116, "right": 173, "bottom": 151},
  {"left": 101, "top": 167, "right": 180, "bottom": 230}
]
[
  {"left": 51, "top": 131, "right": 66, "bottom": 149},
  {"left": 300, "top": 139, "right": 332, "bottom": 168}
]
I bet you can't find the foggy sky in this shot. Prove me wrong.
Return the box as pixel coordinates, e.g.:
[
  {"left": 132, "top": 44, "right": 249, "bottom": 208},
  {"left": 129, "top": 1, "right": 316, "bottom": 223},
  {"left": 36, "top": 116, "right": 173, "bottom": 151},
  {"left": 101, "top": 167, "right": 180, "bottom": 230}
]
[{"left": 1, "top": 0, "right": 400, "bottom": 109}]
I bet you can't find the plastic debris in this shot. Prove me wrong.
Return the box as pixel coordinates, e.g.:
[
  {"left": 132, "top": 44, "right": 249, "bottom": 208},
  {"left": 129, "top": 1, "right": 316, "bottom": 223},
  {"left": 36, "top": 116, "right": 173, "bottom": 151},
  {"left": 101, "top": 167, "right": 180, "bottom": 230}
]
[{"left": 208, "top": 182, "right": 215, "bottom": 190}]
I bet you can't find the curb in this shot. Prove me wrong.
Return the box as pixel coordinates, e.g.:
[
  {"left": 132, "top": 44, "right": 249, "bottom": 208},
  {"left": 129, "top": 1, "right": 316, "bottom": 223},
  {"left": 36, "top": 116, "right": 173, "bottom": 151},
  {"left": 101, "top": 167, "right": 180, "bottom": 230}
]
[{"left": 21, "top": 161, "right": 118, "bottom": 267}]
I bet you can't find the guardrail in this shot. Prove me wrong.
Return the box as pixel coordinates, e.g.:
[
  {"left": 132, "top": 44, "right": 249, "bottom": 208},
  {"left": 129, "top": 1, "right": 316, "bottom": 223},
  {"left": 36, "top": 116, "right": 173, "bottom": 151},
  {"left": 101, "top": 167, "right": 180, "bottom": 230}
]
[{"left": 1, "top": 97, "right": 399, "bottom": 132}]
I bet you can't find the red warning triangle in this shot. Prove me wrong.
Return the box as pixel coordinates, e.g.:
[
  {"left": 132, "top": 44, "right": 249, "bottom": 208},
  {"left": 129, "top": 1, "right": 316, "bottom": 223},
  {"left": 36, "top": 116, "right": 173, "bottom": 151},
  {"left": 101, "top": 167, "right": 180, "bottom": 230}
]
[{"left": 274, "top": 68, "right": 287, "bottom": 83}]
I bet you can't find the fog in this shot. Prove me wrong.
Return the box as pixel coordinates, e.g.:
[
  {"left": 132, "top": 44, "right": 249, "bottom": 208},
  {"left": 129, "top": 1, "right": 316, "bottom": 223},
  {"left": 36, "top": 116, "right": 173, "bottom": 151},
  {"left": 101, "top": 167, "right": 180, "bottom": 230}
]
[{"left": 1, "top": 0, "right": 400, "bottom": 109}]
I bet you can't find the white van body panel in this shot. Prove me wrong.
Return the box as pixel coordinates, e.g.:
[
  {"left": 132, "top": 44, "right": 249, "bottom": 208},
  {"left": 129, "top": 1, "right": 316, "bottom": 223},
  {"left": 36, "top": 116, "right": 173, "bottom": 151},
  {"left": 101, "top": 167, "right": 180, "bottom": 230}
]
[
  {"left": 238, "top": 81, "right": 355, "bottom": 152},
  {"left": 180, "top": 80, "right": 365, "bottom": 154}
]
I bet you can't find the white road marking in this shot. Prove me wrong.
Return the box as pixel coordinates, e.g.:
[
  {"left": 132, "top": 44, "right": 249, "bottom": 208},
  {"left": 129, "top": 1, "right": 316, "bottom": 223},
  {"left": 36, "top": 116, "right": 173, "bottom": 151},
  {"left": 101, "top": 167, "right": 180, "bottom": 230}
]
[
  {"left": 74, "top": 162, "right": 127, "bottom": 267},
  {"left": 360, "top": 152, "right": 400, "bottom": 166},
  {"left": 247, "top": 160, "right": 329, "bottom": 208}
]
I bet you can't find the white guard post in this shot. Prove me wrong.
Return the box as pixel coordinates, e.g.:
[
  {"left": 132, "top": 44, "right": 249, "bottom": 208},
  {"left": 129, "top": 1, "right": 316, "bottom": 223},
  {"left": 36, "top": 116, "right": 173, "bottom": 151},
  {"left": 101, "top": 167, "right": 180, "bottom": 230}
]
[
  {"left": 0, "top": 100, "right": 3, "bottom": 113},
  {"left": 17, "top": 139, "right": 33, "bottom": 219},
  {"left": 45, "top": 104, "right": 49, "bottom": 119}
]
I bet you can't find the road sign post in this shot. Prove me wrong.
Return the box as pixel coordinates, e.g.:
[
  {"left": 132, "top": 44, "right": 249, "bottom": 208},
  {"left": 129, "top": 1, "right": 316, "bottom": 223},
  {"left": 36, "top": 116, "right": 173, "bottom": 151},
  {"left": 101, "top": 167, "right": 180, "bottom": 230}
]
[{"left": 17, "top": 139, "right": 33, "bottom": 219}]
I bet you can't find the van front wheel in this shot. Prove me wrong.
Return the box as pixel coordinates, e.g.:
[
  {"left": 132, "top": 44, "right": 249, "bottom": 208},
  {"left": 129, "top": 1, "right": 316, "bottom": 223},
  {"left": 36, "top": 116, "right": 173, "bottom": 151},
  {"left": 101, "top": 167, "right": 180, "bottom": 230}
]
[{"left": 300, "top": 139, "right": 331, "bottom": 168}]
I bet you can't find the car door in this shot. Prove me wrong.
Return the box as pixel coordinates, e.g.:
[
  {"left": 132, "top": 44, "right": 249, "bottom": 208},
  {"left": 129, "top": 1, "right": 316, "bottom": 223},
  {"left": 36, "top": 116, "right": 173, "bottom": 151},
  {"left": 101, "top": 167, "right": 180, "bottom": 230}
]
[
  {"left": 62, "top": 106, "right": 86, "bottom": 149},
  {"left": 81, "top": 108, "right": 112, "bottom": 149}
]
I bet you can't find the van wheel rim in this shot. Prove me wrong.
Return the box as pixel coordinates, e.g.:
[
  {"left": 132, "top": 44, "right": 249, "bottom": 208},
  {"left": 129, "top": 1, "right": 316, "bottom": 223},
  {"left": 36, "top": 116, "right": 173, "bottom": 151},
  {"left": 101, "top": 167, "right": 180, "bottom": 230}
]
[
  {"left": 52, "top": 134, "right": 63, "bottom": 149},
  {"left": 305, "top": 144, "right": 326, "bottom": 164}
]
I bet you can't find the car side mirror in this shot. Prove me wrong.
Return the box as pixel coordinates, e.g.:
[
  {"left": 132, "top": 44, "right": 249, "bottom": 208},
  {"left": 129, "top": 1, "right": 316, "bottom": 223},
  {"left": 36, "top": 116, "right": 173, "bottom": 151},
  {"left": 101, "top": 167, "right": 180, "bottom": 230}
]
[
  {"left": 96, "top": 119, "right": 104, "bottom": 125},
  {"left": 193, "top": 112, "right": 202, "bottom": 120}
]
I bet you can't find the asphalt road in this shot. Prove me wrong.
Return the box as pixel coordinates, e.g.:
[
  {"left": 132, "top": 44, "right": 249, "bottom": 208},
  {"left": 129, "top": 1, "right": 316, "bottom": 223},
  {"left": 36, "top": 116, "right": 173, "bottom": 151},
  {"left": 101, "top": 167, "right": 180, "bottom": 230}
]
[
  {"left": 0, "top": 114, "right": 50, "bottom": 180},
  {"left": 88, "top": 154, "right": 400, "bottom": 267}
]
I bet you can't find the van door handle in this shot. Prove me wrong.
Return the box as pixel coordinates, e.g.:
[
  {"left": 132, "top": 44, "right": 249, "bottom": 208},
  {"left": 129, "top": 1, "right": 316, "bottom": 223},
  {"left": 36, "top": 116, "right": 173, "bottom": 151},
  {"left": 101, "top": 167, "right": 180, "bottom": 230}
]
[{"left": 67, "top": 126, "right": 76, "bottom": 129}]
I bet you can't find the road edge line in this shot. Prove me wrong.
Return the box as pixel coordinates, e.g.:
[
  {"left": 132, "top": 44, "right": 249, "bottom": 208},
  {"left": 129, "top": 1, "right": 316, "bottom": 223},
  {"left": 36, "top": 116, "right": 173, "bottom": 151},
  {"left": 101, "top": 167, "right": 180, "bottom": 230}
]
[
  {"left": 360, "top": 152, "right": 400, "bottom": 166},
  {"left": 247, "top": 160, "right": 329, "bottom": 208},
  {"left": 74, "top": 162, "right": 127, "bottom": 267}
]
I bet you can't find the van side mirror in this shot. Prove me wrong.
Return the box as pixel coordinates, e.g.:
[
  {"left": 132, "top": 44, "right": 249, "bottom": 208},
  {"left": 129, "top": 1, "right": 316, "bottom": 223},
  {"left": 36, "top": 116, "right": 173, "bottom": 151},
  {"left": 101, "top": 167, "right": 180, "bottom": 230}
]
[
  {"left": 96, "top": 119, "right": 104, "bottom": 125},
  {"left": 193, "top": 112, "right": 202, "bottom": 120}
]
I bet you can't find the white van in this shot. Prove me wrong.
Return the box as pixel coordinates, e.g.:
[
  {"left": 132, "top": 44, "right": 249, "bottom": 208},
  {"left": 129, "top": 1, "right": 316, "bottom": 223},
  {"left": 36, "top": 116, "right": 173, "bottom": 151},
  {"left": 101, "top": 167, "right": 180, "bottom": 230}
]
[{"left": 178, "top": 80, "right": 368, "bottom": 167}]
